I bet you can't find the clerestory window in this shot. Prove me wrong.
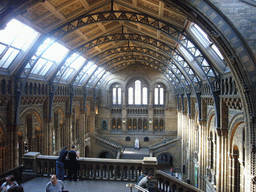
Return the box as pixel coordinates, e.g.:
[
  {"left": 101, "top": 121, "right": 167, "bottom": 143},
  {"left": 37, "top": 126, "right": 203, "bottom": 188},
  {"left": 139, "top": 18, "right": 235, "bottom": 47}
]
[
  {"left": 127, "top": 79, "right": 148, "bottom": 105},
  {"left": 112, "top": 84, "right": 122, "bottom": 105},
  {"left": 154, "top": 84, "right": 164, "bottom": 105}
]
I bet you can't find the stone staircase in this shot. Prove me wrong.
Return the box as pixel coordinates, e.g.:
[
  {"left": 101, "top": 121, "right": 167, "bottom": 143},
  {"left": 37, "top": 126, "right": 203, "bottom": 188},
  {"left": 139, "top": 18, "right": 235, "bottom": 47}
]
[
  {"left": 121, "top": 147, "right": 150, "bottom": 160},
  {"left": 93, "top": 134, "right": 123, "bottom": 158}
]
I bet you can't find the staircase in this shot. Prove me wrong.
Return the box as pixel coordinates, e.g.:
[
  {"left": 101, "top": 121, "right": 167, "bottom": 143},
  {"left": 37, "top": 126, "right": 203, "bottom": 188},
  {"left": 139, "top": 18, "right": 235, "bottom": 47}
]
[
  {"left": 93, "top": 134, "right": 123, "bottom": 158},
  {"left": 121, "top": 147, "right": 150, "bottom": 160},
  {"left": 149, "top": 137, "right": 181, "bottom": 156}
]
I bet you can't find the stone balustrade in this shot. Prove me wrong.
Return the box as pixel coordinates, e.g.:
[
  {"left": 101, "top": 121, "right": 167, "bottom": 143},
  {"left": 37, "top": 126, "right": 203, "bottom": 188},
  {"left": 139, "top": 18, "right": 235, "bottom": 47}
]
[
  {"left": 22, "top": 153, "right": 203, "bottom": 191},
  {"left": 22, "top": 152, "right": 157, "bottom": 182},
  {"left": 156, "top": 170, "right": 203, "bottom": 192}
]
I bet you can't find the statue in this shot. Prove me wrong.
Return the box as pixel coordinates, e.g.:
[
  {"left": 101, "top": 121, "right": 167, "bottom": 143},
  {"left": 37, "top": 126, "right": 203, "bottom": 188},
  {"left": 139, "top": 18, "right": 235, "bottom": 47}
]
[{"left": 134, "top": 138, "right": 139, "bottom": 150}]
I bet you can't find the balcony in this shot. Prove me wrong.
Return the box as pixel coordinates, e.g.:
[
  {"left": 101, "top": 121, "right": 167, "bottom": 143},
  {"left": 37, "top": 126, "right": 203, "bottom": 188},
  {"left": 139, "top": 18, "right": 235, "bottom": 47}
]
[{"left": 0, "top": 152, "right": 203, "bottom": 192}]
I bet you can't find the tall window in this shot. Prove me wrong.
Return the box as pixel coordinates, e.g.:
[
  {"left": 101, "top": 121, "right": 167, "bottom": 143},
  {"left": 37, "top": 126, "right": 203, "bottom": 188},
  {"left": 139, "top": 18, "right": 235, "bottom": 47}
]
[
  {"left": 127, "top": 79, "right": 148, "bottom": 105},
  {"left": 112, "top": 84, "right": 122, "bottom": 105},
  {"left": 154, "top": 84, "right": 165, "bottom": 105},
  {"left": 135, "top": 80, "right": 141, "bottom": 105}
]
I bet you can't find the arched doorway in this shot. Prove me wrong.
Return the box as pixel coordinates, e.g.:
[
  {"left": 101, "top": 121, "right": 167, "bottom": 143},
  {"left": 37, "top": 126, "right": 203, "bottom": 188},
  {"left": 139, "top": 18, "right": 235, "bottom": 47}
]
[{"left": 85, "top": 146, "right": 89, "bottom": 157}]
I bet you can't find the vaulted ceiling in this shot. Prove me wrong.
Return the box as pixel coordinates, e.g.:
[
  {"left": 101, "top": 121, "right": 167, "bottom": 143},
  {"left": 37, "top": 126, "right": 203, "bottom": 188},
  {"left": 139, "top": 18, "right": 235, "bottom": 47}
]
[{"left": 2, "top": 0, "right": 229, "bottom": 95}]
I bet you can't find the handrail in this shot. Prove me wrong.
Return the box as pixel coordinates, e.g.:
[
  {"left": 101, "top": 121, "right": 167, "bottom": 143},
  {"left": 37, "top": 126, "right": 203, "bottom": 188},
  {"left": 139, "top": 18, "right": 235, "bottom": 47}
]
[
  {"left": 22, "top": 153, "right": 203, "bottom": 191},
  {"left": 22, "top": 152, "right": 158, "bottom": 182},
  {"left": 148, "top": 137, "right": 181, "bottom": 156},
  {"left": 93, "top": 134, "right": 123, "bottom": 150},
  {"left": 156, "top": 170, "right": 204, "bottom": 192},
  {"left": 126, "top": 183, "right": 149, "bottom": 192}
]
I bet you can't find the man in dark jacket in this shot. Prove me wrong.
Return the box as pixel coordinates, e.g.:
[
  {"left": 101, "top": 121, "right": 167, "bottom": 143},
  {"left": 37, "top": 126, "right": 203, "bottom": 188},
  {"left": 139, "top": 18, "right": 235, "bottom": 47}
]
[
  {"left": 56, "top": 146, "right": 68, "bottom": 180},
  {"left": 67, "top": 145, "right": 79, "bottom": 181}
]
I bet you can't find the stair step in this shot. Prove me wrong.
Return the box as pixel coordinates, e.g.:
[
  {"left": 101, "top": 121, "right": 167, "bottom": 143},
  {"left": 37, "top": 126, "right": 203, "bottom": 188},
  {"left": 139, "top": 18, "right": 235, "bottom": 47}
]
[{"left": 121, "top": 147, "right": 150, "bottom": 160}]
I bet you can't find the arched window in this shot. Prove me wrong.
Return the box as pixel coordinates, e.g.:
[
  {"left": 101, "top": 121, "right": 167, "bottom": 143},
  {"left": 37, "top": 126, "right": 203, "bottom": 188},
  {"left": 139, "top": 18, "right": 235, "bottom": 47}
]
[
  {"left": 127, "top": 79, "right": 148, "bottom": 105},
  {"left": 135, "top": 80, "right": 141, "bottom": 105},
  {"left": 154, "top": 84, "right": 165, "bottom": 105},
  {"left": 112, "top": 84, "right": 122, "bottom": 105}
]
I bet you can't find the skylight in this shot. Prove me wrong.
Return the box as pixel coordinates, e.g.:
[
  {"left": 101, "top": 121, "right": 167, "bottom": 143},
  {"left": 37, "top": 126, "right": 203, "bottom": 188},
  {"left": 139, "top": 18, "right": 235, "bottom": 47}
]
[
  {"left": 187, "top": 22, "right": 227, "bottom": 73},
  {"left": 61, "top": 53, "right": 86, "bottom": 81},
  {"left": 194, "top": 24, "right": 211, "bottom": 43},
  {"left": 76, "top": 62, "right": 97, "bottom": 86},
  {"left": 0, "top": 19, "right": 39, "bottom": 69},
  {"left": 30, "top": 38, "right": 69, "bottom": 76}
]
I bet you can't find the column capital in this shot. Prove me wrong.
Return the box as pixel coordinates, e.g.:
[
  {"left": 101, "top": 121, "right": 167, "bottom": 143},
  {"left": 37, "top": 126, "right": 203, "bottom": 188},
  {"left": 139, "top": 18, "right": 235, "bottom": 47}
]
[
  {"left": 198, "top": 119, "right": 207, "bottom": 126},
  {"left": 216, "top": 127, "right": 228, "bottom": 137}
]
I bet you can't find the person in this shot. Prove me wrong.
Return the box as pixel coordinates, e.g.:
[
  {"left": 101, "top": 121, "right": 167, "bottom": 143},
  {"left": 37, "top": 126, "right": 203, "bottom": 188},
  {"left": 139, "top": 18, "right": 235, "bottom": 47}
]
[
  {"left": 0, "top": 175, "right": 18, "bottom": 192},
  {"left": 137, "top": 171, "right": 148, "bottom": 184},
  {"left": 56, "top": 146, "right": 68, "bottom": 180},
  {"left": 67, "top": 145, "right": 79, "bottom": 181},
  {"left": 170, "top": 167, "right": 174, "bottom": 176},
  {"left": 138, "top": 173, "right": 154, "bottom": 192},
  {"left": 134, "top": 138, "right": 139, "bottom": 150},
  {"left": 45, "top": 175, "right": 64, "bottom": 192},
  {"left": 7, "top": 185, "right": 24, "bottom": 192}
]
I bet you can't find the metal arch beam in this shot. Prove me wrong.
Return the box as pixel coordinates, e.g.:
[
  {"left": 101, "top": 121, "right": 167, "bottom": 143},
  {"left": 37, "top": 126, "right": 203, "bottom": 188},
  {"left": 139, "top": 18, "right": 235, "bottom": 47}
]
[
  {"left": 93, "top": 46, "right": 169, "bottom": 63},
  {"left": 93, "top": 54, "right": 189, "bottom": 92},
  {"left": 91, "top": 45, "right": 200, "bottom": 87},
  {"left": 99, "top": 60, "right": 183, "bottom": 94},
  {"left": 68, "top": 43, "right": 203, "bottom": 99},
  {"left": 13, "top": 34, "right": 47, "bottom": 124},
  {"left": 74, "top": 33, "right": 202, "bottom": 83},
  {"left": 49, "top": 10, "right": 218, "bottom": 89},
  {"left": 93, "top": 48, "right": 192, "bottom": 90},
  {"left": 75, "top": 33, "right": 176, "bottom": 56},
  {"left": 50, "top": 11, "right": 184, "bottom": 41},
  {"left": 73, "top": 32, "right": 202, "bottom": 82}
]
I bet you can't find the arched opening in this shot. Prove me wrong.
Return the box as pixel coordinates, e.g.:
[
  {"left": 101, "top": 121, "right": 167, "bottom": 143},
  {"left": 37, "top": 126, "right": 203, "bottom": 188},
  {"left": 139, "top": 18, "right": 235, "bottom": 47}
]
[{"left": 85, "top": 146, "right": 89, "bottom": 157}]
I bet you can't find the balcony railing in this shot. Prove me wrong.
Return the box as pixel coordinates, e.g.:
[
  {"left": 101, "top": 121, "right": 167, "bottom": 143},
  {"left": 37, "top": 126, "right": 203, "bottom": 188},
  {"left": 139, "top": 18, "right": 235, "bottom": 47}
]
[
  {"left": 22, "top": 152, "right": 157, "bottom": 182},
  {"left": 156, "top": 170, "right": 203, "bottom": 192},
  {"left": 22, "top": 153, "right": 203, "bottom": 192}
]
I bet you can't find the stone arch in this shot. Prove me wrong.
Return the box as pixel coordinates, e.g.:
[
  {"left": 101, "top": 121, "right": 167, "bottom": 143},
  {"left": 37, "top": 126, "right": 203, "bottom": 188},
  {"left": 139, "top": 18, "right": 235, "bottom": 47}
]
[
  {"left": 151, "top": 78, "right": 172, "bottom": 92},
  {"left": 228, "top": 114, "right": 244, "bottom": 155},
  {"left": 105, "top": 78, "right": 125, "bottom": 91},
  {"left": 19, "top": 107, "right": 43, "bottom": 156},
  {"left": 124, "top": 75, "right": 151, "bottom": 90}
]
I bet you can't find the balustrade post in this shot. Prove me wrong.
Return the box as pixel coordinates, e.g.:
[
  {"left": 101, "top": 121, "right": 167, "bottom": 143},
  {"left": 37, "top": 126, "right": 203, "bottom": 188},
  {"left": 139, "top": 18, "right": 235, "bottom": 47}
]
[
  {"left": 22, "top": 152, "right": 40, "bottom": 177},
  {"left": 142, "top": 157, "right": 157, "bottom": 176}
]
